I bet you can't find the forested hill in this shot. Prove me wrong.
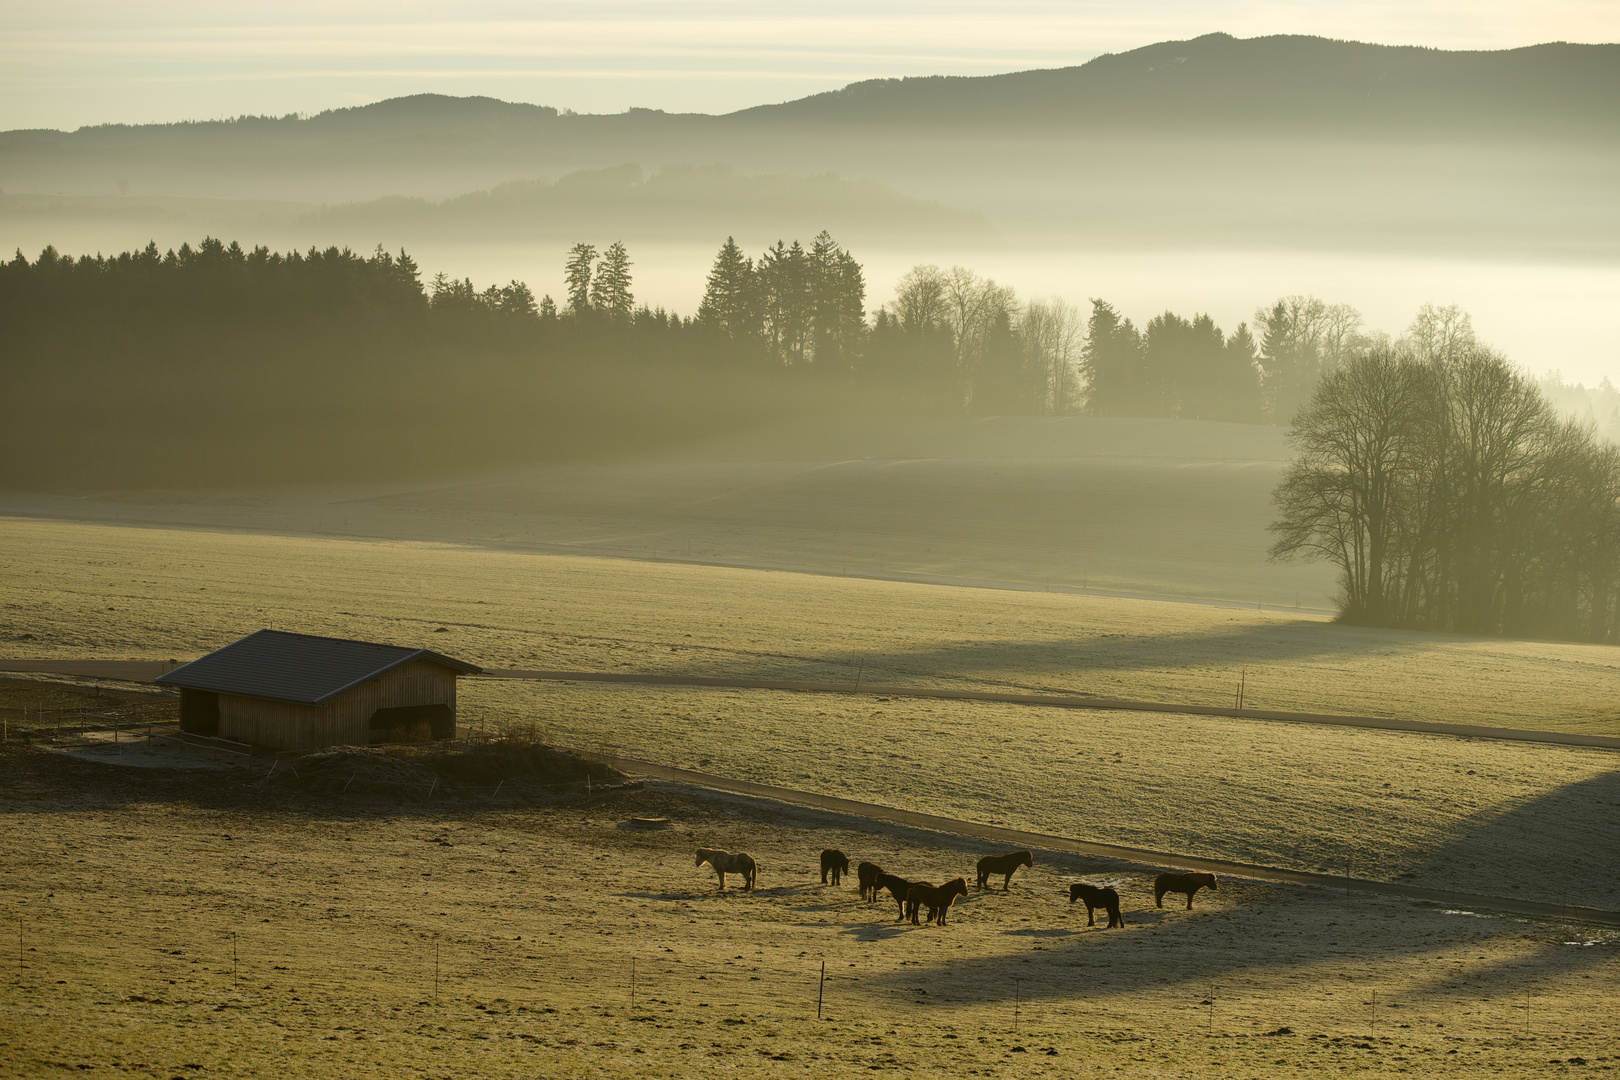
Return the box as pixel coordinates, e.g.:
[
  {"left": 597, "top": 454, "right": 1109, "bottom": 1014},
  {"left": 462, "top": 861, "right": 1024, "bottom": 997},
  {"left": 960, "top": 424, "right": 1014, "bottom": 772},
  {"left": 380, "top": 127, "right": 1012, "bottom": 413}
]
[
  {"left": 6, "top": 33, "right": 1615, "bottom": 255},
  {"left": 8, "top": 34, "right": 1616, "bottom": 149},
  {"left": 736, "top": 34, "right": 1620, "bottom": 136}
]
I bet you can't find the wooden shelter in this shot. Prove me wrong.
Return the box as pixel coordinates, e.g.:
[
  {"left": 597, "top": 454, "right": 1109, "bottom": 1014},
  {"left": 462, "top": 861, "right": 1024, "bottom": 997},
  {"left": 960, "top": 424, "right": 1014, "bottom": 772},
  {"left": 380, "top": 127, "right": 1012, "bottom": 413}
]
[{"left": 156, "top": 629, "right": 481, "bottom": 751}]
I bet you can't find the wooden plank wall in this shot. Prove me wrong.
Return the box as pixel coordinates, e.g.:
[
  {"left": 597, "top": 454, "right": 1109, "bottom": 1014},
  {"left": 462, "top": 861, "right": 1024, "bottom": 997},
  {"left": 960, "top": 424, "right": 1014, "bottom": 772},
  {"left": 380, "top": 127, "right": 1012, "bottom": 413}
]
[{"left": 217, "top": 659, "right": 461, "bottom": 750}]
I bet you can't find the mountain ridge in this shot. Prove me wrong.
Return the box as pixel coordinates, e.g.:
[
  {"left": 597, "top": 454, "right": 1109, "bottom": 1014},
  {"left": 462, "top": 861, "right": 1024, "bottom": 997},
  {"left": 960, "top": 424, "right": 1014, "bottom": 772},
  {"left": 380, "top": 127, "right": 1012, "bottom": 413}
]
[{"left": 6, "top": 32, "right": 1617, "bottom": 144}]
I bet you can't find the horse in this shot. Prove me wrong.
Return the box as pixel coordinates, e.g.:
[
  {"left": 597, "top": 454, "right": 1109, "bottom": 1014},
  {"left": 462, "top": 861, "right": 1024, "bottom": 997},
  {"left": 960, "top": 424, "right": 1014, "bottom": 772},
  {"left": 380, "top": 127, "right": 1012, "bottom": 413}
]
[
  {"left": 857, "top": 861, "right": 885, "bottom": 901},
  {"left": 907, "top": 878, "right": 970, "bottom": 926},
  {"left": 696, "top": 848, "right": 758, "bottom": 892},
  {"left": 976, "top": 850, "right": 1034, "bottom": 891},
  {"left": 1068, "top": 882, "right": 1124, "bottom": 928},
  {"left": 820, "top": 849, "right": 851, "bottom": 885},
  {"left": 875, "top": 873, "right": 928, "bottom": 921},
  {"left": 1154, "top": 871, "right": 1217, "bottom": 909}
]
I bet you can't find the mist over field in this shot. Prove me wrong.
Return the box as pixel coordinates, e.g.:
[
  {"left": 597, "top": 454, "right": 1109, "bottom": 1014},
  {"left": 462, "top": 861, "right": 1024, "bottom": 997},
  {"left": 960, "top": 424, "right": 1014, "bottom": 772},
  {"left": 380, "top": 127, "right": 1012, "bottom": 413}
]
[
  {"left": 7, "top": 23, "right": 1620, "bottom": 1075},
  {"left": 6, "top": 31, "right": 1620, "bottom": 628},
  {"left": 5, "top": 34, "right": 1620, "bottom": 382}
]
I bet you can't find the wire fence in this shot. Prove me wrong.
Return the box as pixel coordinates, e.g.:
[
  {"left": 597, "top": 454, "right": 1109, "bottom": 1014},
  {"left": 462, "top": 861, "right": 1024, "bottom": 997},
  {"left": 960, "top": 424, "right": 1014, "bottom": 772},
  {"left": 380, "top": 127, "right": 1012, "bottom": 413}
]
[
  {"left": 1, "top": 698, "right": 180, "bottom": 748},
  {"left": 7, "top": 911, "right": 1607, "bottom": 1051}
]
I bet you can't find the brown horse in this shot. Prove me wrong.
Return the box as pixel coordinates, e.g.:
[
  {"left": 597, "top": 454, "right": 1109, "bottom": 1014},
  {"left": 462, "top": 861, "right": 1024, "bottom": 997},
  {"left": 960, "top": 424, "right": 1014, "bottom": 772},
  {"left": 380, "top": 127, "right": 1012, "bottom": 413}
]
[
  {"left": 857, "top": 861, "right": 885, "bottom": 901},
  {"left": 820, "top": 849, "right": 851, "bottom": 885},
  {"left": 976, "top": 850, "right": 1033, "bottom": 891},
  {"left": 875, "top": 873, "right": 928, "bottom": 921},
  {"left": 1154, "top": 871, "right": 1217, "bottom": 909},
  {"left": 907, "top": 878, "right": 969, "bottom": 925},
  {"left": 1068, "top": 882, "right": 1124, "bottom": 928},
  {"left": 696, "top": 848, "right": 758, "bottom": 891}
]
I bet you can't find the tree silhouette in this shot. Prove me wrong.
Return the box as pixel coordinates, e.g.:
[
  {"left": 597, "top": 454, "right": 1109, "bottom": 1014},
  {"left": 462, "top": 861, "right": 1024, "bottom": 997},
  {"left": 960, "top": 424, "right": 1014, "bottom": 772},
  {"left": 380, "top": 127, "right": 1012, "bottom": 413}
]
[
  {"left": 564, "top": 243, "right": 596, "bottom": 318},
  {"left": 591, "top": 241, "right": 634, "bottom": 322}
]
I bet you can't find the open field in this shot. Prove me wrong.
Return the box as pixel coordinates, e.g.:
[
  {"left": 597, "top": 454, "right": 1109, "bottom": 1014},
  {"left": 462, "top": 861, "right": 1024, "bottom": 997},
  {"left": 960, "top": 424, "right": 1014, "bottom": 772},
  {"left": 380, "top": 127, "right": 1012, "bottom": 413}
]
[
  {"left": 2, "top": 744, "right": 1617, "bottom": 1079},
  {"left": 472, "top": 680, "right": 1620, "bottom": 911},
  {"left": 4, "top": 514, "right": 1620, "bottom": 912},
  {"left": 4, "top": 515, "right": 1619, "bottom": 735},
  {"left": 0, "top": 416, "right": 1336, "bottom": 608}
]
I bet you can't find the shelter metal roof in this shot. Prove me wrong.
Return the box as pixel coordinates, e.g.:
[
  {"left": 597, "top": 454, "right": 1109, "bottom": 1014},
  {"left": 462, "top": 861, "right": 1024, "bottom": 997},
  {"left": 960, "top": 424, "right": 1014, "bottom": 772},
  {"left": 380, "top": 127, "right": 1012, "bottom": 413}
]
[{"left": 155, "top": 629, "right": 481, "bottom": 706}]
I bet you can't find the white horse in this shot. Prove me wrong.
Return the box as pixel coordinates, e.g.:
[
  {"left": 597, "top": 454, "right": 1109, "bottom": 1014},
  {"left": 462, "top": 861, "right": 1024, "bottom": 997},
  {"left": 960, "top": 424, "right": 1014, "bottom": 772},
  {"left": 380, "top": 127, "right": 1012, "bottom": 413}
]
[{"left": 696, "top": 848, "right": 758, "bottom": 891}]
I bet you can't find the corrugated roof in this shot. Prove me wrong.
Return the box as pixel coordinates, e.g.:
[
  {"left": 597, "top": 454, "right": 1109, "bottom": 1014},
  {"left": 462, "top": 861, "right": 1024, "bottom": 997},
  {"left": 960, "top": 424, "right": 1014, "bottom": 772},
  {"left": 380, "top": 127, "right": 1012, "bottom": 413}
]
[{"left": 155, "top": 629, "right": 481, "bottom": 706}]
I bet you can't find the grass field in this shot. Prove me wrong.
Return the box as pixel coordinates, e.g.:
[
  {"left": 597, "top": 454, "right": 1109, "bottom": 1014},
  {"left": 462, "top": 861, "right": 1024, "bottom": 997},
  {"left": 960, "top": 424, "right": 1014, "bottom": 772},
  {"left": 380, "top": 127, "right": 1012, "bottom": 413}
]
[
  {"left": 3, "top": 515, "right": 1620, "bottom": 912},
  {"left": 2, "top": 746, "right": 1617, "bottom": 1080},
  {"left": 0, "top": 416, "right": 1336, "bottom": 608},
  {"left": 4, "top": 515, "right": 1619, "bottom": 735},
  {"left": 471, "top": 680, "right": 1620, "bottom": 911}
]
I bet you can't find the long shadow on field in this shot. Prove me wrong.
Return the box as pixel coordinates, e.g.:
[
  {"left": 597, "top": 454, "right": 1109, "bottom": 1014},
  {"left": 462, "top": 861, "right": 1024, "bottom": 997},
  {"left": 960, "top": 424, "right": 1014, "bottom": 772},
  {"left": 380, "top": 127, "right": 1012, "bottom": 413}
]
[
  {"left": 861, "top": 890, "right": 1617, "bottom": 1008},
  {"left": 1403, "top": 770, "right": 1620, "bottom": 911},
  {"left": 805, "top": 619, "right": 1445, "bottom": 700},
  {"left": 860, "top": 771, "right": 1620, "bottom": 1006}
]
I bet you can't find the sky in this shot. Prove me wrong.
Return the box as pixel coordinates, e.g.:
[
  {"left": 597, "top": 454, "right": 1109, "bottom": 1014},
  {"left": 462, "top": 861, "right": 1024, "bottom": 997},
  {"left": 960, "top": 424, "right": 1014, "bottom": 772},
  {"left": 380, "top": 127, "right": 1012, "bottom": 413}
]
[{"left": 5, "top": 0, "right": 1620, "bottom": 131}]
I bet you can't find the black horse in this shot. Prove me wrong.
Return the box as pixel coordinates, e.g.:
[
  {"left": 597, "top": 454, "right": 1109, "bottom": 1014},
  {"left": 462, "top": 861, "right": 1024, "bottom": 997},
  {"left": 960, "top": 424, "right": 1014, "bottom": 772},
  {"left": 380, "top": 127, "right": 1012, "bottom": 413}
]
[
  {"left": 908, "top": 879, "right": 970, "bottom": 926},
  {"left": 857, "top": 861, "right": 885, "bottom": 901},
  {"left": 875, "top": 873, "right": 928, "bottom": 921},
  {"left": 1154, "top": 871, "right": 1218, "bottom": 909},
  {"left": 1069, "top": 882, "right": 1124, "bottom": 928},
  {"left": 976, "top": 850, "right": 1033, "bottom": 891},
  {"left": 820, "top": 849, "right": 851, "bottom": 885}
]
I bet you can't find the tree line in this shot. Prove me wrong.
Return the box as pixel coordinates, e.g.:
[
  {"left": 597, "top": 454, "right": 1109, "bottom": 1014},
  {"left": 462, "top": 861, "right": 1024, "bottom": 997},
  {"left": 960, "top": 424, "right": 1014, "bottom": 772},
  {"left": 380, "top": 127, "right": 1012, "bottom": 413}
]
[
  {"left": 5, "top": 234, "right": 1598, "bottom": 502},
  {"left": 400, "top": 233, "right": 1376, "bottom": 423},
  {"left": 1271, "top": 306, "right": 1620, "bottom": 643}
]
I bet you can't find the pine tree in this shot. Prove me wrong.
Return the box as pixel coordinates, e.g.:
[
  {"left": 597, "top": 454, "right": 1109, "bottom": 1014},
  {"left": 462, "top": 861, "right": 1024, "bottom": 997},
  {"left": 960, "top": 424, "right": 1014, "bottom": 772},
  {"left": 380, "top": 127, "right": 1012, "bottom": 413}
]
[
  {"left": 758, "top": 240, "right": 811, "bottom": 365},
  {"left": 590, "top": 241, "right": 633, "bottom": 322},
  {"left": 564, "top": 243, "right": 596, "bottom": 318},
  {"left": 1080, "top": 300, "right": 1142, "bottom": 416},
  {"left": 697, "top": 237, "right": 757, "bottom": 341}
]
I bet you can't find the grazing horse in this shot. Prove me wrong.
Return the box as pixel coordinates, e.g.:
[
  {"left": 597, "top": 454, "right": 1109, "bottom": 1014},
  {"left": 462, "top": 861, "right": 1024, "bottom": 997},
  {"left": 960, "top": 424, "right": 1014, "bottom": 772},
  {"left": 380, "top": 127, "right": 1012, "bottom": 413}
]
[
  {"left": 1068, "top": 883, "right": 1124, "bottom": 928},
  {"left": 875, "top": 873, "right": 928, "bottom": 921},
  {"left": 696, "top": 848, "right": 758, "bottom": 892},
  {"left": 857, "top": 861, "right": 885, "bottom": 901},
  {"left": 907, "top": 878, "right": 970, "bottom": 926},
  {"left": 1154, "top": 871, "right": 1217, "bottom": 909},
  {"left": 976, "top": 850, "right": 1034, "bottom": 891},
  {"left": 820, "top": 849, "right": 851, "bottom": 885}
]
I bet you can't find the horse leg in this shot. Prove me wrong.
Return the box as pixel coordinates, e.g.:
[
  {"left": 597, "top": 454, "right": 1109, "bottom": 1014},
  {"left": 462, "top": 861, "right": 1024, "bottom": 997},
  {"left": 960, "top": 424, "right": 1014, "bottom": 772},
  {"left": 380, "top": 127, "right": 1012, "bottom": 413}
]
[
  {"left": 1086, "top": 904, "right": 1096, "bottom": 927},
  {"left": 1154, "top": 889, "right": 1165, "bottom": 908},
  {"left": 1185, "top": 890, "right": 1194, "bottom": 910},
  {"left": 1003, "top": 873, "right": 1012, "bottom": 892}
]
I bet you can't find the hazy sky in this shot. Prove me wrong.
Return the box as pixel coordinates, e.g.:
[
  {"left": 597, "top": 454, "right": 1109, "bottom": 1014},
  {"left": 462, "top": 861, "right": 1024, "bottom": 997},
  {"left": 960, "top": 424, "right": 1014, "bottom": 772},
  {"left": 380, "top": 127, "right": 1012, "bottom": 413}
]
[{"left": 6, "top": 0, "right": 1619, "bottom": 130}]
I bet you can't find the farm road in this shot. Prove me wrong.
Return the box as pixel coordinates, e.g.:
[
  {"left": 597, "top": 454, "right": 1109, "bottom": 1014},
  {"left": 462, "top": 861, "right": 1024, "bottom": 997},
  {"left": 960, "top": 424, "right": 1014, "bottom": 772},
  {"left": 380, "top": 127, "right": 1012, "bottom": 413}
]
[
  {"left": 480, "top": 668, "right": 1620, "bottom": 751},
  {"left": 599, "top": 749, "right": 1620, "bottom": 928}
]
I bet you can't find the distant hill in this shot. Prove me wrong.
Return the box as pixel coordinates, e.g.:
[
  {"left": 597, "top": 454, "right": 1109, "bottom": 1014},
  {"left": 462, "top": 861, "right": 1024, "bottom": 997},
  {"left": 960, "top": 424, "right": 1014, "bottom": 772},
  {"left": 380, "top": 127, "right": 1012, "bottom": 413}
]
[
  {"left": 10, "top": 33, "right": 1616, "bottom": 152},
  {"left": 737, "top": 33, "right": 1620, "bottom": 135},
  {"left": 0, "top": 164, "right": 988, "bottom": 252},
  {"left": 2, "top": 33, "right": 1616, "bottom": 258},
  {"left": 306, "top": 164, "right": 989, "bottom": 243}
]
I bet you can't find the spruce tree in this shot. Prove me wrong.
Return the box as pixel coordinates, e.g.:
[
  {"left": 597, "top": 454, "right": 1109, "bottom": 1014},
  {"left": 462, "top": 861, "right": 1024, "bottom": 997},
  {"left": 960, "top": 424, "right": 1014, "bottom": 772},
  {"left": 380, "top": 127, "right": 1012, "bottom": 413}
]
[
  {"left": 590, "top": 241, "right": 634, "bottom": 322},
  {"left": 697, "top": 236, "right": 757, "bottom": 341},
  {"left": 564, "top": 243, "right": 596, "bottom": 318}
]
